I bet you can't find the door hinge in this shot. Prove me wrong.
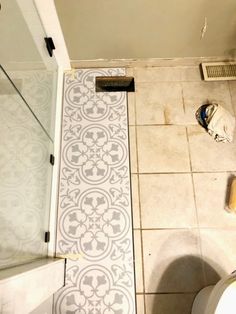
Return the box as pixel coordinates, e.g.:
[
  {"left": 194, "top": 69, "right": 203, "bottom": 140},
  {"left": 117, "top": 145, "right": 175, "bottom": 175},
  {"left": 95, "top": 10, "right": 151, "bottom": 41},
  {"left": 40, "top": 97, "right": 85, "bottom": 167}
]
[
  {"left": 44, "top": 231, "right": 50, "bottom": 243},
  {"left": 44, "top": 37, "right": 55, "bottom": 57},
  {"left": 50, "top": 154, "right": 55, "bottom": 166}
]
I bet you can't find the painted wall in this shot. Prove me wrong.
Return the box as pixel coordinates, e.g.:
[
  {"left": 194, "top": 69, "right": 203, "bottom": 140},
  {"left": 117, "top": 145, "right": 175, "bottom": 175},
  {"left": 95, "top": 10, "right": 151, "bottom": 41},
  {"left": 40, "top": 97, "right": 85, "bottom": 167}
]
[{"left": 55, "top": 0, "right": 236, "bottom": 60}]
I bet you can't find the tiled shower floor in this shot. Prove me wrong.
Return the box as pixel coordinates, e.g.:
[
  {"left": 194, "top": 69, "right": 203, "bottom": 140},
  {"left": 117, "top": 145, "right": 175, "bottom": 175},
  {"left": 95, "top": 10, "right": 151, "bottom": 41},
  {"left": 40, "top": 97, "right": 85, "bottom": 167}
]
[{"left": 54, "top": 69, "right": 135, "bottom": 313}]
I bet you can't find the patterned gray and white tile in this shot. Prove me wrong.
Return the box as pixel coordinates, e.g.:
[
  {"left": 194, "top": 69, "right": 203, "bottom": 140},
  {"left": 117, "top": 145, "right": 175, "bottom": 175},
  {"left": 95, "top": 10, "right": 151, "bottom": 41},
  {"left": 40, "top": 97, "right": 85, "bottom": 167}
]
[
  {"left": 0, "top": 94, "right": 52, "bottom": 269},
  {"left": 54, "top": 68, "right": 135, "bottom": 313}
]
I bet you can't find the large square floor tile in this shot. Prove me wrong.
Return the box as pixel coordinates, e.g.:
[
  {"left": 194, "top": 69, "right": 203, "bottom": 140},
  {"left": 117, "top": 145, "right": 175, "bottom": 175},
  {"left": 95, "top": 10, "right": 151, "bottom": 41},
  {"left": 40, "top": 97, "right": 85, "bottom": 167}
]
[
  {"left": 200, "top": 229, "right": 236, "bottom": 284},
  {"left": 182, "top": 81, "right": 233, "bottom": 124},
  {"left": 134, "top": 67, "right": 182, "bottom": 82},
  {"left": 137, "top": 126, "right": 190, "bottom": 173},
  {"left": 135, "top": 82, "right": 184, "bottom": 125},
  {"left": 134, "top": 66, "right": 202, "bottom": 84},
  {"left": 187, "top": 125, "right": 236, "bottom": 171},
  {"left": 140, "top": 174, "right": 197, "bottom": 228},
  {"left": 193, "top": 173, "right": 236, "bottom": 228},
  {"left": 145, "top": 293, "right": 196, "bottom": 314},
  {"left": 142, "top": 230, "right": 204, "bottom": 293}
]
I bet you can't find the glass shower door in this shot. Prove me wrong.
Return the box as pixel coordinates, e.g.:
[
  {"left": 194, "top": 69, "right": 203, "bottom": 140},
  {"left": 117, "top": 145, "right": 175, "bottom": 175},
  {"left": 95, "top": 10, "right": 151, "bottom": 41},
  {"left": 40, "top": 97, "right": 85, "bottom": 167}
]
[
  {"left": 0, "top": 0, "right": 58, "bottom": 140},
  {"left": 0, "top": 66, "right": 53, "bottom": 269},
  {"left": 0, "top": 0, "right": 58, "bottom": 269}
]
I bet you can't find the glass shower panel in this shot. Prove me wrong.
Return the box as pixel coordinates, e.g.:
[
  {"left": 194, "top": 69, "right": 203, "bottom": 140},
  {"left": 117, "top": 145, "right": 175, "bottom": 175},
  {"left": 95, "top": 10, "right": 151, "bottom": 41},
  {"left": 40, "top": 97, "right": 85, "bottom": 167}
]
[
  {"left": 0, "top": 0, "right": 58, "bottom": 139},
  {"left": 2, "top": 70, "right": 58, "bottom": 140},
  {"left": 0, "top": 66, "right": 53, "bottom": 269}
]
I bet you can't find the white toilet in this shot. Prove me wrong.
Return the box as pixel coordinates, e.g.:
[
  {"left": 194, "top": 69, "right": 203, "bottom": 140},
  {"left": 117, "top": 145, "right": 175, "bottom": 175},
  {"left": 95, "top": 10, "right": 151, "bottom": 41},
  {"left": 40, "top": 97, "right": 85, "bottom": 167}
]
[{"left": 192, "top": 272, "right": 236, "bottom": 314}]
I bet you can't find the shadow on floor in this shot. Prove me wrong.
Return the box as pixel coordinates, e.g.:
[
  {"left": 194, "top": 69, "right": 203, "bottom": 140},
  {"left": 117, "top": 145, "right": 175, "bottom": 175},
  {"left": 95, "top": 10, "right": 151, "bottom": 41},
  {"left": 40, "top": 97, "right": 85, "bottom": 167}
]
[{"left": 150, "top": 256, "right": 226, "bottom": 314}]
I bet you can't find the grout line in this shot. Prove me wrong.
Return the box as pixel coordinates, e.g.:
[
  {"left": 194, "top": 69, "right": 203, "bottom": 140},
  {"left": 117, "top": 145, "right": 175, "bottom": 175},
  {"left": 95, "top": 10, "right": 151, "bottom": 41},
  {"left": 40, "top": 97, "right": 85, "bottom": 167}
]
[
  {"left": 133, "top": 69, "right": 147, "bottom": 314},
  {"left": 135, "top": 80, "right": 203, "bottom": 84},
  {"left": 185, "top": 125, "right": 201, "bottom": 224},
  {"left": 129, "top": 70, "right": 146, "bottom": 312},
  {"left": 52, "top": 294, "right": 55, "bottom": 313},
  {"left": 133, "top": 123, "right": 198, "bottom": 127},
  {"left": 135, "top": 226, "right": 236, "bottom": 230},
  {"left": 127, "top": 126, "right": 138, "bottom": 314},
  {"left": 137, "top": 227, "right": 199, "bottom": 231},
  {"left": 134, "top": 171, "right": 236, "bottom": 175},
  {"left": 181, "top": 82, "right": 186, "bottom": 114},
  {"left": 132, "top": 68, "right": 140, "bottom": 230},
  {"left": 185, "top": 126, "right": 192, "bottom": 174},
  {"left": 136, "top": 291, "right": 198, "bottom": 295},
  {"left": 185, "top": 126, "right": 206, "bottom": 286}
]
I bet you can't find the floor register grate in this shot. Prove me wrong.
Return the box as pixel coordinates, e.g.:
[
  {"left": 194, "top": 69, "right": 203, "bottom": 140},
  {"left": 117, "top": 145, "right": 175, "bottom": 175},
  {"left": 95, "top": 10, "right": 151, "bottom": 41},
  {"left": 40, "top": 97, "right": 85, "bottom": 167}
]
[{"left": 201, "top": 62, "right": 236, "bottom": 81}]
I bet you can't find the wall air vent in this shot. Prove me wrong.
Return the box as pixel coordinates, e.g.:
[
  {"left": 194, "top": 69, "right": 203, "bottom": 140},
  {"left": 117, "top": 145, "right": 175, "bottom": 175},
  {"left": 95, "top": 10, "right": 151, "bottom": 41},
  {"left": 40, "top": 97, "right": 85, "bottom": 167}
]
[{"left": 201, "top": 62, "right": 236, "bottom": 81}]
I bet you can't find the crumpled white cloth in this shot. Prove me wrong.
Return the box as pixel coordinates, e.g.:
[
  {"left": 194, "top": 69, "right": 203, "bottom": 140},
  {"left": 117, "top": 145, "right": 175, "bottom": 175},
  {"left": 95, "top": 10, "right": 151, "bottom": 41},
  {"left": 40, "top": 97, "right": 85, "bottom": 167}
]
[{"left": 205, "top": 104, "right": 235, "bottom": 143}]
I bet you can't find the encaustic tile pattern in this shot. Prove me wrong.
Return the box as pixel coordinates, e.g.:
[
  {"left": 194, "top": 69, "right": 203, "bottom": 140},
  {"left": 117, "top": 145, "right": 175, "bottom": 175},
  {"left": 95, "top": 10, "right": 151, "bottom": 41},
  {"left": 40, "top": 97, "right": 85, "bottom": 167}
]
[{"left": 54, "top": 69, "right": 135, "bottom": 313}]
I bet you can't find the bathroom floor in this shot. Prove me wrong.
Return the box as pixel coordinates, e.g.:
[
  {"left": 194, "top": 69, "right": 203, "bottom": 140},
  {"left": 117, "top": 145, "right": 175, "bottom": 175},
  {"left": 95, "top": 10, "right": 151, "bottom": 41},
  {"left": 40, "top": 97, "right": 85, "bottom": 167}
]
[
  {"left": 128, "top": 65, "right": 236, "bottom": 314},
  {"left": 54, "top": 64, "right": 236, "bottom": 314}
]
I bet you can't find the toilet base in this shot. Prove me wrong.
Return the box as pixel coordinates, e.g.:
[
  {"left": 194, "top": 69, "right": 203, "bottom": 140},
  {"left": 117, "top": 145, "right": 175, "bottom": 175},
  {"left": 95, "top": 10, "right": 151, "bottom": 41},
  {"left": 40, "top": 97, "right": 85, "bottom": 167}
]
[{"left": 192, "top": 286, "right": 214, "bottom": 314}]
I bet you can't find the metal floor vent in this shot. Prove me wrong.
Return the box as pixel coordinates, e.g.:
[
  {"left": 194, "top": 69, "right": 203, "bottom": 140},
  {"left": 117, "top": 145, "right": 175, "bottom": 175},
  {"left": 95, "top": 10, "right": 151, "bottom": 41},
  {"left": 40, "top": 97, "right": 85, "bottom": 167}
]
[
  {"left": 201, "top": 62, "right": 236, "bottom": 81},
  {"left": 96, "top": 76, "right": 135, "bottom": 92}
]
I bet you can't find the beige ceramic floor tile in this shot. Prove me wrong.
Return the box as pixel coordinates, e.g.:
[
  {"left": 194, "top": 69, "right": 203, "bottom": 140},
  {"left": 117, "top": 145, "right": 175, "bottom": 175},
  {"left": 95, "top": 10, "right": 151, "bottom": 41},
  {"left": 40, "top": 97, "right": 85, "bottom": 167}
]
[
  {"left": 182, "top": 81, "right": 234, "bottom": 124},
  {"left": 142, "top": 230, "right": 204, "bottom": 293},
  {"left": 140, "top": 174, "right": 197, "bottom": 228},
  {"left": 135, "top": 82, "right": 184, "bottom": 125},
  {"left": 126, "top": 67, "right": 134, "bottom": 77},
  {"left": 136, "top": 295, "right": 145, "bottom": 314},
  {"left": 131, "top": 174, "right": 140, "bottom": 229},
  {"left": 229, "top": 81, "right": 236, "bottom": 114},
  {"left": 145, "top": 293, "right": 196, "bottom": 314},
  {"left": 193, "top": 172, "right": 236, "bottom": 228},
  {"left": 129, "top": 126, "right": 137, "bottom": 173},
  {"left": 134, "top": 66, "right": 202, "bottom": 83},
  {"left": 137, "top": 126, "right": 190, "bottom": 173},
  {"left": 128, "top": 93, "right": 136, "bottom": 125},
  {"left": 200, "top": 229, "right": 236, "bottom": 285},
  {"left": 183, "top": 81, "right": 233, "bottom": 102},
  {"left": 134, "top": 231, "right": 143, "bottom": 293},
  {"left": 180, "top": 66, "right": 202, "bottom": 82},
  {"left": 187, "top": 125, "right": 236, "bottom": 171},
  {"left": 134, "top": 67, "right": 182, "bottom": 82}
]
